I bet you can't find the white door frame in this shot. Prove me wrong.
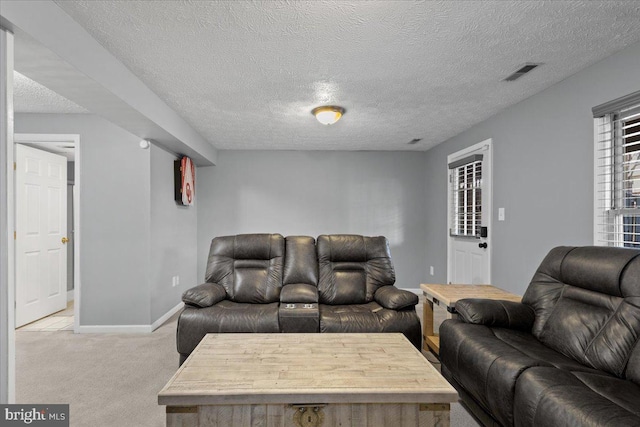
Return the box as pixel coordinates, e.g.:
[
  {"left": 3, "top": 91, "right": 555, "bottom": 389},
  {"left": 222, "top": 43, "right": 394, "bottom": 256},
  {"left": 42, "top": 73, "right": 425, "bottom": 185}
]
[
  {"left": 1, "top": 27, "right": 15, "bottom": 404},
  {"left": 446, "top": 139, "right": 493, "bottom": 284},
  {"left": 14, "top": 134, "right": 81, "bottom": 333}
]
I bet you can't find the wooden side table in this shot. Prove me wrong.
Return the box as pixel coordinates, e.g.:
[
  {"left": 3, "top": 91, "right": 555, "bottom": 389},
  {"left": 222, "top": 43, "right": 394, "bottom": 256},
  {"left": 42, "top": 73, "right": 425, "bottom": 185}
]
[{"left": 420, "top": 284, "right": 522, "bottom": 355}]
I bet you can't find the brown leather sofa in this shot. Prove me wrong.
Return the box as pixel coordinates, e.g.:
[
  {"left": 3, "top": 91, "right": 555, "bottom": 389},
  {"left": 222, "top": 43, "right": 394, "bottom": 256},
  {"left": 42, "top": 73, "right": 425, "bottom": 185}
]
[
  {"left": 440, "top": 246, "right": 640, "bottom": 427},
  {"left": 177, "top": 234, "right": 421, "bottom": 364}
]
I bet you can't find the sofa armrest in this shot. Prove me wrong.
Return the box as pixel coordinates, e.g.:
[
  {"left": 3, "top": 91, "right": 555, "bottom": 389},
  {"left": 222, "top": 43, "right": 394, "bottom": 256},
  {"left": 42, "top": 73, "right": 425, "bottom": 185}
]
[
  {"left": 182, "top": 283, "right": 227, "bottom": 308},
  {"left": 456, "top": 299, "right": 535, "bottom": 331},
  {"left": 374, "top": 286, "right": 418, "bottom": 310},
  {"left": 280, "top": 283, "right": 318, "bottom": 303}
]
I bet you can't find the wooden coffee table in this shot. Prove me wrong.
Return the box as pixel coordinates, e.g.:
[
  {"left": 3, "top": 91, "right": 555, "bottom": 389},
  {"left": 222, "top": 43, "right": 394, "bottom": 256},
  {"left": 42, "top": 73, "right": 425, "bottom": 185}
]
[
  {"left": 420, "top": 284, "right": 522, "bottom": 355},
  {"left": 158, "top": 333, "right": 458, "bottom": 426}
]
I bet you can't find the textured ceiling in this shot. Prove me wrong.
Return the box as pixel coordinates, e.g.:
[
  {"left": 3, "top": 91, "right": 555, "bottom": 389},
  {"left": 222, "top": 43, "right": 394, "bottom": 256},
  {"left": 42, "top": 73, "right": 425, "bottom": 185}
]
[
  {"left": 13, "top": 71, "right": 89, "bottom": 114},
  {"left": 51, "top": 1, "right": 640, "bottom": 151}
]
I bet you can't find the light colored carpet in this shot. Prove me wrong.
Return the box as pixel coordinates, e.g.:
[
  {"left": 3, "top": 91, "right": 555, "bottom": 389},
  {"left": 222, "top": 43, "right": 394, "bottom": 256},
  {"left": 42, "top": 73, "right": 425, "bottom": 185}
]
[
  {"left": 16, "top": 313, "right": 179, "bottom": 426},
  {"left": 16, "top": 311, "right": 479, "bottom": 427}
]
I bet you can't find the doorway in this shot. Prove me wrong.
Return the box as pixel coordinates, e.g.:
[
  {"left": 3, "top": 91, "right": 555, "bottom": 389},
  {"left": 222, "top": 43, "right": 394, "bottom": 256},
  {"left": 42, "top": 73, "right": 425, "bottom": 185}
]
[
  {"left": 447, "top": 139, "right": 492, "bottom": 284},
  {"left": 14, "top": 133, "right": 80, "bottom": 332}
]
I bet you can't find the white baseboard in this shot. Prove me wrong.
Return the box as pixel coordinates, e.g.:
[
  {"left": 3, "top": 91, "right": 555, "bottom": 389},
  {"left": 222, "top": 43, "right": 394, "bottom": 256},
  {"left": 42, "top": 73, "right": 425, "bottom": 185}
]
[
  {"left": 151, "top": 302, "right": 184, "bottom": 331},
  {"left": 67, "top": 290, "right": 74, "bottom": 302},
  {"left": 399, "top": 288, "right": 421, "bottom": 296},
  {"left": 76, "top": 302, "right": 184, "bottom": 334}
]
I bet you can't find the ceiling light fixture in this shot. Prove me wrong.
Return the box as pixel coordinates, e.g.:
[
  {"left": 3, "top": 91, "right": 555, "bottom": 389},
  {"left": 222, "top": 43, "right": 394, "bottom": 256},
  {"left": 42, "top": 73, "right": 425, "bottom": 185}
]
[{"left": 312, "top": 105, "right": 345, "bottom": 125}]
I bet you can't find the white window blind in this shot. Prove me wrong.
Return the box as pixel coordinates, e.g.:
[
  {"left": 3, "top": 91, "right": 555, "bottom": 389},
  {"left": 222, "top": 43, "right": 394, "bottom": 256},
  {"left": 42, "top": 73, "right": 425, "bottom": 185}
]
[
  {"left": 594, "top": 93, "right": 640, "bottom": 247},
  {"left": 449, "top": 155, "right": 482, "bottom": 238}
]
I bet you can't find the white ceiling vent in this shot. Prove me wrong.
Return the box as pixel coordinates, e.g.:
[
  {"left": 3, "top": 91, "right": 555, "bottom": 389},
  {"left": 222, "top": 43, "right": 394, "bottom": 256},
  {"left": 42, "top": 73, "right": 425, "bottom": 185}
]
[{"left": 503, "top": 63, "right": 542, "bottom": 81}]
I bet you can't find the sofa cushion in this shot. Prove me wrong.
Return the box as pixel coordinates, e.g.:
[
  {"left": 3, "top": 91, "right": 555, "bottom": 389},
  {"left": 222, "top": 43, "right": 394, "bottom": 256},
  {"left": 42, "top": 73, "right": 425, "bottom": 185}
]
[
  {"left": 523, "top": 246, "right": 640, "bottom": 378},
  {"left": 621, "top": 249, "right": 640, "bottom": 297},
  {"left": 627, "top": 338, "right": 640, "bottom": 386},
  {"left": 523, "top": 246, "right": 572, "bottom": 337},
  {"left": 440, "top": 319, "right": 613, "bottom": 426},
  {"left": 317, "top": 235, "right": 395, "bottom": 305},
  {"left": 319, "top": 302, "right": 421, "bottom": 349},
  {"left": 176, "top": 301, "right": 280, "bottom": 356},
  {"left": 319, "top": 302, "right": 387, "bottom": 333},
  {"left": 204, "top": 234, "right": 284, "bottom": 303},
  {"left": 572, "top": 371, "right": 640, "bottom": 417},
  {"left": 283, "top": 236, "right": 318, "bottom": 287},
  {"left": 491, "top": 328, "right": 604, "bottom": 374},
  {"left": 537, "top": 286, "right": 623, "bottom": 369},
  {"left": 621, "top": 257, "right": 640, "bottom": 386},
  {"left": 584, "top": 297, "right": 640, "bottom": 378},
  {"left": 440, "top": 320, "right": 552, "bottom": 427},
  {"left": 561, "top": 246, "right": 639, "bottom": 297},
  {"left": 514, "top": 367, "right": 640, "bottom": 427}
]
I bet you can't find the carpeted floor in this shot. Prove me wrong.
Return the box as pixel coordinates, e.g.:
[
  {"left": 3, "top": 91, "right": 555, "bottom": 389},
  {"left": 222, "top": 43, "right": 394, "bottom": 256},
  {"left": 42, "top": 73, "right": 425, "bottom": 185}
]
[
  {"left": 16, "top": 313, "right": 179, "bottom": 426},
  {"left": 16, "top": 312, "right": 479, "bottom": 427}
]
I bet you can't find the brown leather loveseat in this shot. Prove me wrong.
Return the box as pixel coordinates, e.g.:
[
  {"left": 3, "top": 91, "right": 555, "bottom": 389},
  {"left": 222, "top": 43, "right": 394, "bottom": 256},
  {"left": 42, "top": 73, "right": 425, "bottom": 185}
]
[
  {"left": 440, "top": 246, "right": 640, "bottom": 427},
  {"left": 176, "top": 233, "right": 421, "bottom": 364}
]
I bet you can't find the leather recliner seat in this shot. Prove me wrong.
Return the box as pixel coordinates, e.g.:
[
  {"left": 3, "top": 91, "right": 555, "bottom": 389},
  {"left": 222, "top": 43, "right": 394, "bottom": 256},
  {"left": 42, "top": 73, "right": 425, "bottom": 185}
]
[
  {"left": 177, "top": 234, "right": 421, "bottom": 365},
  {"left": 177, "top": 234, "right": 284, "bottom": 364},
  {"left": 439, "top": 246, "right": 640, "bottom": 427},
  {"left": 316, "top": 235, "right": 422, "bottom": 347}
]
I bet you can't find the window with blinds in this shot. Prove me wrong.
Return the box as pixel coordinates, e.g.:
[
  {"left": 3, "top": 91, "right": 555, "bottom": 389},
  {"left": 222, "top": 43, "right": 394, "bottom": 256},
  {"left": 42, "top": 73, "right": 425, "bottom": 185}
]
[
  {"left": 449, "top": 155, "right": 482, "bottom": 238},
  {"left": 594, "top": 92, "right": 640, "bottom": 247}
]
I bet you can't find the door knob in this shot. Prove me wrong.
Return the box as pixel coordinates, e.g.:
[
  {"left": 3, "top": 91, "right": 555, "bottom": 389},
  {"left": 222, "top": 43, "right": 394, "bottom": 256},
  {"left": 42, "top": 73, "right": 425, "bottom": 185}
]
[
  {"left": 478, "top": 242, "right": 488, "bottom": 249},
  {"left": 61, "top": 237, "right": 69, "bottom": 244}
]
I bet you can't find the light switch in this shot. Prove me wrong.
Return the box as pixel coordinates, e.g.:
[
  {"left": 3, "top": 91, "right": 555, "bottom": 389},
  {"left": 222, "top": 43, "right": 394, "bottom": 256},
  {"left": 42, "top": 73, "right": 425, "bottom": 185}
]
[{"left": 498, "top": 208, "right": 505, "bottom": 221}]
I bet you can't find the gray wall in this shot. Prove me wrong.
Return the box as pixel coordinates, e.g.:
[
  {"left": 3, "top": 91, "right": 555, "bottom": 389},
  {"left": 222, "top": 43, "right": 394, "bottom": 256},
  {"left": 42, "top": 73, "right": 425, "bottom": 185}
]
[
  {"left": 150, "top": 144, "right": 197, "bottom": 321},
  {"left": 67, "top": 161, "right": 74, "bottom": 182},
  {"left": 424, "top": 41, "right": 640, "bottom": 295},
  {"left": 15, "top": 113, "right": 152, "bottom": 325},
  {"left": 197, "top": 150, "right": 428, "bottom": 290}
]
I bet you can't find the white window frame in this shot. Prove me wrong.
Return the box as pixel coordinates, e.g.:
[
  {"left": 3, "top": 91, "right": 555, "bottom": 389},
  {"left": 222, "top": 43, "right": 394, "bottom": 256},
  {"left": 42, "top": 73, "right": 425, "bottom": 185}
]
[
  {"left": 593, "top": 91, "right": 640, "bottom": 247},
  {"left": 450, "top": 157, "right": 483, "bottom": 238}
]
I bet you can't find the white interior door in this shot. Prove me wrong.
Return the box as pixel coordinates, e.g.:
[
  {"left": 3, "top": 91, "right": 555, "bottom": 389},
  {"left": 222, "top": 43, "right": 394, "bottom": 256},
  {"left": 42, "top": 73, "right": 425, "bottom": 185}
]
[
  {"left": 447, "top": 139, "right": 492, "bottom": 284},
  {"left": 15, "top": 144, "right": 68, "bottom": 327}
]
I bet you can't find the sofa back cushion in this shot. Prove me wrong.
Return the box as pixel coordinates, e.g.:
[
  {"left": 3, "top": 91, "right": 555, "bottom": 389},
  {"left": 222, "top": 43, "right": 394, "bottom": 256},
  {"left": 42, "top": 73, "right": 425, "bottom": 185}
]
[
  {"left": 317, "top": 235, "right": 395, "bottom": 305},
  {"left": 622, "top": 256, "right": 640, "bottom": 385},
  {"left": 523, "top": 246, "right": 640, "bottom": 381},
  {"left": 283, "top": 236, "right": 318, "bottom": 287},
  {"left": 627, "top": 336, "right": 640, "bottom": 386},
  {"left": 205, "top": 234, "right": 284, "bottom": 303}
]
